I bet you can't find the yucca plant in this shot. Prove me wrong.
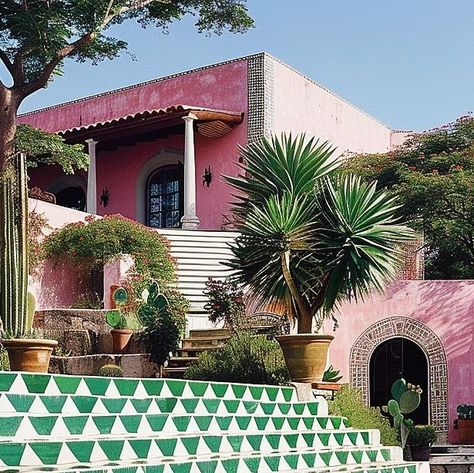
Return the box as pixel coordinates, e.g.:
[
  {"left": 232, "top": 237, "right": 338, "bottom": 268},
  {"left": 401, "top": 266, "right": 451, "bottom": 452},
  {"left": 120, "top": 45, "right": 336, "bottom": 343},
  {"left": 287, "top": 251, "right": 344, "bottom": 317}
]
[{"left": 226, "top": 134, "right": 414, "bottom": 334}]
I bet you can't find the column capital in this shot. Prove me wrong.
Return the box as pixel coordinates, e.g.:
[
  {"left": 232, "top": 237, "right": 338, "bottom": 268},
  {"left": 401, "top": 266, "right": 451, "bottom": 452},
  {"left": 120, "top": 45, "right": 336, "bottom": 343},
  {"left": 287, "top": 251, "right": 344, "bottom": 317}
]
[
  {"left": 85, "top": 138, "right": 98, "bottom": 145},
  {"left": 182, "top": 113, "right": 198, "bottom": 122}
]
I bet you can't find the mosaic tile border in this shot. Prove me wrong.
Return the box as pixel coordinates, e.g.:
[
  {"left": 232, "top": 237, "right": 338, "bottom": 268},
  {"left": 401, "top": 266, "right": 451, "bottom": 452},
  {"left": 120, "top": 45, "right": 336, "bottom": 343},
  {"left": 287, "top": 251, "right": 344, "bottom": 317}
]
[{"left": 349, "top": 316, "right": 448, "bottom": 442}]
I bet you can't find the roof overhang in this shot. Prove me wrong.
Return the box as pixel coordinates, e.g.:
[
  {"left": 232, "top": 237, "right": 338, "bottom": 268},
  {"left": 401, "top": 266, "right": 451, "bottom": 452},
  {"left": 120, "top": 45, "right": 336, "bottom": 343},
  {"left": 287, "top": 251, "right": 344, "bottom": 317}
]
[{"left": 60, "top": 105, "right": 244, "bottom": 143}]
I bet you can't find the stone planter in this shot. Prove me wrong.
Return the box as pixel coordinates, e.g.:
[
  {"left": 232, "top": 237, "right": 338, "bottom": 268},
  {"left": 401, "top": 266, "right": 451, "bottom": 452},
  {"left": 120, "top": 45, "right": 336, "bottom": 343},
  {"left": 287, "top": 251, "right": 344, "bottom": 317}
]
[
  {"left": 2, "top": 338, "right": 58, "bottom": 372},
  {"left": 410, "top": 446, "right": 431, "bottom": 461},
  {"left": 275, "top": 334, "right": 333, "bottom": 383}
]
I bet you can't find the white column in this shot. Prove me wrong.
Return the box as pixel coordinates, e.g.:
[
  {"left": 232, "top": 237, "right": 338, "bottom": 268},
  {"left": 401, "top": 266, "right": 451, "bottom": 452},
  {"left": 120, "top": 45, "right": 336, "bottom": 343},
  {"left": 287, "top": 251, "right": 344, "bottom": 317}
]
[
  {"left": 86, "top": 138, "right": 98, "bottom": 214},
  {"left": 181, "top": 114, "right": 200, "bottom": 229}
]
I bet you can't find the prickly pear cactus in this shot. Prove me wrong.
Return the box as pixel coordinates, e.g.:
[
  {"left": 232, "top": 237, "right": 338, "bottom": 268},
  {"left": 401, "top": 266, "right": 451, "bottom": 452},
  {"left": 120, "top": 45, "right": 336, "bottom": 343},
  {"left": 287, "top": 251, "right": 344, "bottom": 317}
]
[{"left": 137, "top": 280, "right": 169, "bottom": 326}]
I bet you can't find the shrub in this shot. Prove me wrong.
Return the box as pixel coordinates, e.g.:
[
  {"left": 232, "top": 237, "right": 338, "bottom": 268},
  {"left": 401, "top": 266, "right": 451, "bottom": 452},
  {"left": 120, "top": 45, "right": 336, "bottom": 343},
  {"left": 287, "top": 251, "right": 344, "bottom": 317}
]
[
  {"left": 185, "top": 331, "right": 290, "bottom": 385},
  {"left": 329, "top": 385, "right": 400, "bottom": 446},
  {"left": 407, "top": 425, "right": 437, "bottom": 447},
  {"left": 204, "top": 278, "right": 245, "bottom": 328},
  {"left": 98, "top": 364, "right": 123, "bottom": 377},
  {"left": 0, "top": 347, "right": 9, "bottom": 371}
]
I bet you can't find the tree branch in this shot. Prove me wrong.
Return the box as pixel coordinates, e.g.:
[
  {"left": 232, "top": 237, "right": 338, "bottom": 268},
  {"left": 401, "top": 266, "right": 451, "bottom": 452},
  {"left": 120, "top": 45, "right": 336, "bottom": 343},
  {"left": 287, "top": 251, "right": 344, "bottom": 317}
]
[{"left": 0, "top": 49, "right": 14, "bottom": 78}]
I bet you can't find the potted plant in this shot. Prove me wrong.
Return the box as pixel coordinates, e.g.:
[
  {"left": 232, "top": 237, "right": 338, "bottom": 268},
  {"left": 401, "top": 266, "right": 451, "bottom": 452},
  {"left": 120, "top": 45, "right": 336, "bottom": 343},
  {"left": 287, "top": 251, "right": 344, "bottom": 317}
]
[
  {"left": 407, "top": 425, "right": 437, "bottom": 460},
  {"left": 454, "top": 404, "right": 474, "bottom": 444},
  {"left": 226, "top": 134, "right": 413, "bottom": 383}
]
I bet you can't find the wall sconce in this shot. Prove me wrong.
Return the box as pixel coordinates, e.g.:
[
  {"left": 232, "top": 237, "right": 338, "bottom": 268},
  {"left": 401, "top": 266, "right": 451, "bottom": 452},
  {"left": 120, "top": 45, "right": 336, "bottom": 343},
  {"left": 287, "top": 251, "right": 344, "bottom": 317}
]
[
  {"left": 100, "top": 188, "right": 110, "bottom": 207},
  {"left": 202, "top": 166, "right": 212, "bottom": 187}
]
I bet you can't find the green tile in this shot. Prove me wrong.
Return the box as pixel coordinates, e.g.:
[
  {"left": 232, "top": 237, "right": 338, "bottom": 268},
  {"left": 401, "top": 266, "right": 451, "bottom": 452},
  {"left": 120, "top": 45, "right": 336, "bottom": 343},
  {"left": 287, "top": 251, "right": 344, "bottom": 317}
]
[
  {"left": 120, "top": 415, "right": 141, "bottom": 433},
  {"left": 302, "top": 453, "right": 316, "bottom": 468},
  {"left": 394, "top": 467, "right": 406, "bottom": 473},
  {"left": 277, "top": 403, "right": 290, "bottom": 414},
  {"left": 255, "top": 416, "right": 269, "bottom": 430},
  {"left": 114, "top": 379, "right": 139, "bottom": 396},
  {"left": 21, "top": 374, "right": 50, "bottom": 394},
  {"left": 264, "top": 455, "right": 280, "bottom": 472},
  {"left": 0, "top": 443, "right": 25, "bottom": 466},
  {"left": 99, "top": 440, "right": 124, "bottom": 461},
  {"left": 0, "top": 416, "right": 22, "bottom": 436},
  {"left": 307, "top": 402, "right": 318, "bottom": 415},
  {"left": 236, "top": 416, "right": 251, "bottom": 430},
  {"left": 222, "top": 458, "right": 239, "bottom": 473},
  {"left": 195, "top": 415, "right": 212, "bottom": 431},
  {"left": 334, "top": 432, "right": 345, "bottom": 446},
  {"left": 351, "top": 450, "right": 364, "bottom": 464},
  {"left": 102, "top": 397, "right": 127, "bottom": 414},
  {"left": 41, "top": 395, "right": 67, "bottom": 414},
  {"left": 188, "top": 382, "right": 208, "bottom": 397},
  {"left": 293, "top": 403, "right": 304, "bottom": 415},
  {"left": 202, "top": 399, "right": 220, "bottom": 414},
  {"left": 361, "top": 431, "right": 370, "bottom": 444},
  {"left": 156, "top": 438, "right": 177, "bottom": 456},
  {"left": 317, "top": 417, "right": 328, "bottom": 429},
  {"left": 367, "top": 449, "right": 378, "bottom": 462},
  {"left": 131, "top": 398, "right": 152, "bottom": 413},
  {"left": 260, "top": 403, "right": 275, "bottom": 415},
  {"left": 166, "top": 380, "right": 185, "bottom": 397},
  {"left": 347, "top": 432, "right": 358, "bottom": 445},
  {"left": 223, "top": 400, "right": 239, "bottom": 413},
  {"left": 30, "top": 442, "right": 62, "bottom": 464},
  {"left": 271, "top": 417, "right": 284, "bottom": 430},
  {"left": 231, "top": 384, "right": 246, "bottom": 399},
  {"left": 284, "top": 454, "right": 298, "bottom": 469},
  {"left": 246, "top": 434, "right": 263, "bottom": 450},
  {"left": 381, "top": 448, "right": 391, "bottom": 461},
  {"left": 216, "top": 416, "right": 232, "bottom": 430},
  {"left": 146, "top": 414, "right": 168, "bottom": 432},
  {"left": 407, "top": 465, "right": 417, "bottom": 473},
  {"left": 282, "top": 388, "right": 293, "bottom": 402},
  {"left": 142, "top": 380, "right": 164, "bottom": 396},
  {"left": 302, "top": 432, "right": 315, "bottom": 447},
  {"left": 197, "top": 460, "right": 218, "bottom": 473},
  {"left": 0, "top": 373, "right": 16, "bottom": 392},
  {"left": 265, "top": 387, "right": 279, "bottom": 401},
  {"left": 318, "top": 433, "right": 330, "bottom": 446},
  {"left": 287, "top": 417, "right": 299, "bottom": 430},
  {"left": 156, "top": 398, "right": 177, "bottom": 413},
  {"left": 172, "top": 415, "right": 191, "bottom": 432},
  {"left": 30, "top": 416, "right": 57, "bottom": 435},
  {"left": 331, "top": 417, "right": 342, "bottom": 429},
  {"left": 93, "top": 415, "right": 116, "bottom": 434},
  {"left": 72, "top": 396, "right": 97, "bottom": 414},
  {"left": 145, "top": 465, "right": 165, "bottom": 473},
  {"left": 6, "top": 394, "right": 34, "bottom": 412},
  {"left": 129, "top": 439, "right": 151, "bottom": 459},
  {"left": 265, "top": 434, "right": 281, "bottom": 450},
  {"left": 54, "top": 376, "right": 81, "bottom": 395},
  {"left": 63, "top": 416, "right": 88, "bottom": 435},
  {"left": 181, "top": 436, "right": 200, "bottom": 455},
  {"left": 170, "top": 462, "right": 192, "bottom": 473},
  {"left": 248, "top": 386, "right": 263, "bottom": 400},
  {"left": 210, "top": 383, "right": 228, "bottom": 398},
  {"left": 203, "top": 435, "right": 222, "bottom": 453},
  {"left": 303, "top": 417, "right": 315, "bottom": 429},
  {"left": 283, "top": 433, "right": 298, "bottom": 448},
  {"left": 67, "top": 440, "right": 95, "bottom": 463},
  {"left": 243, "top": 457, "right": 260, "bottom": 473},
  {"left": 320, "top": 451, "right": 333, "bottom": 466},
  {"left": 335, "top": 451, "right": 349, "bottom": 464},
  {"left": 181, "top": 398, "right": 199, "bottom": 413},
  {"left": 84, "top": 377, "right": 110, "bottom": 396},
  {"left": 227, "top": 435, "right": 244, "bottom": 452}
]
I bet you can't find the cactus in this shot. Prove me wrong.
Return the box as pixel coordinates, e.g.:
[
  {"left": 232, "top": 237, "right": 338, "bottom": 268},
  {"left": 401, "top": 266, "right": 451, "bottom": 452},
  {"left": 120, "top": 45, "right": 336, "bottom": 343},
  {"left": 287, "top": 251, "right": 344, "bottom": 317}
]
[
  {"left": 98, "top": 364, "right": 123, "bottom": 377},
  {"left": 383, "top": 378, "right": 422, "bottom": 449},
  {"left": 0, "top": 153, "right": 29, "bottom": 337},
  {"left": 137, "top": 280, "right": 169, "bottom": 326},
  {"left": 322, "top": 364, "right": 343, "bottom": 383}
]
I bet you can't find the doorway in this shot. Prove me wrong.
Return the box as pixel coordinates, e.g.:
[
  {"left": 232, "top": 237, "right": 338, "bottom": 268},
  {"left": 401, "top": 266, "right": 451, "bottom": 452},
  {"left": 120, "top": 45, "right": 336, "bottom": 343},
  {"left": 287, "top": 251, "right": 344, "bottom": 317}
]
[{"left": 369, "top": 337, "right": 429, "bottom": 425}]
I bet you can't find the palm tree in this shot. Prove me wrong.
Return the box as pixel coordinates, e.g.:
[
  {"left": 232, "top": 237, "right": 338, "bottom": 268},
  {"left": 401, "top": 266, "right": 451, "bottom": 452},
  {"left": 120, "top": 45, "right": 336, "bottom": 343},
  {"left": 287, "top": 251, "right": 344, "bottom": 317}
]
[{"left": 226, "top": 134, "right": 413, "bottom": 334}]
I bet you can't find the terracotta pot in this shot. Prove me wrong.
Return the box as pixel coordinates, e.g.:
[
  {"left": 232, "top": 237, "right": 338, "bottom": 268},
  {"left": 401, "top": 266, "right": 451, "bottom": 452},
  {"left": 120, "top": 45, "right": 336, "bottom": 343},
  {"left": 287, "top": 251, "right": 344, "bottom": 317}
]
[
  {"left": 410, "top": 446, "right": 431, "bottom": 461},
  {"left": 111, "top": 329, "right": 133, "bottom": 354},
  {"left": 458, "top": 419, "right": 474, "bottom": 444},
  {"left": 2, "top": 338, "right": 58, "bottom": 372},
  {"left": 275, "top": 334, "right": 334, "bottom": 383}
]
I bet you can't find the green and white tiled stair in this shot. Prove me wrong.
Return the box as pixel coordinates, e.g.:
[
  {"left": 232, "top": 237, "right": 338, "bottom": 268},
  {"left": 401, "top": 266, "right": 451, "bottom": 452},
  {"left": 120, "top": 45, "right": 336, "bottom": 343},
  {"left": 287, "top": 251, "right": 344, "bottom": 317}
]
[{"left": 0, "top": 372, "right": 429, "bottom": 473}]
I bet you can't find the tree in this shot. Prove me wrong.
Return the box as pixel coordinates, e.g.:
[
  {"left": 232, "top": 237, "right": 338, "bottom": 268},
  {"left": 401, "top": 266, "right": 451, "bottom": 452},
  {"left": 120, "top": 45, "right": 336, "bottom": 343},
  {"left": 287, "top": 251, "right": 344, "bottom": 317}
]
[
  {"left": 226, "top": 134, "right": 412, "bottom": 333},
  {"left": 343, "top": 115, "right": 474, "bottom": 279}
]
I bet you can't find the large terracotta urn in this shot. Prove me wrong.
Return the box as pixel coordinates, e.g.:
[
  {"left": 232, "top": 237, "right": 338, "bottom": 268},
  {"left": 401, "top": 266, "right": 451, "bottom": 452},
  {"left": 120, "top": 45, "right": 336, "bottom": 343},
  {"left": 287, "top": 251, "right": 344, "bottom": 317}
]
[
  {"left": 275, "top": 334, "right": 333, "bottom": 383},
  {"left": 2, "top": 338, "right": 58, "bottom": 372}
]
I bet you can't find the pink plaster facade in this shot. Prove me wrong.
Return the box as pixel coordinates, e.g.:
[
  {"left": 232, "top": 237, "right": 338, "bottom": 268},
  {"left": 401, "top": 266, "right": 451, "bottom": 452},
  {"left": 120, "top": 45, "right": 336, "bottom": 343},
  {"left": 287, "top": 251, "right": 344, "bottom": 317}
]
[{"left": 325, "top": 280, "right": 474, "bottom": 443}]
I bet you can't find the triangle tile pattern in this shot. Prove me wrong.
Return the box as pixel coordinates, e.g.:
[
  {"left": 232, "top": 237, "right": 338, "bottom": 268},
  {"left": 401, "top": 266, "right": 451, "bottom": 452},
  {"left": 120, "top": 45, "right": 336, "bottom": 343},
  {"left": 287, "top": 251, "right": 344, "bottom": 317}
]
[{"left": 0, "top": 372, "right": 428, "bottom": 473}]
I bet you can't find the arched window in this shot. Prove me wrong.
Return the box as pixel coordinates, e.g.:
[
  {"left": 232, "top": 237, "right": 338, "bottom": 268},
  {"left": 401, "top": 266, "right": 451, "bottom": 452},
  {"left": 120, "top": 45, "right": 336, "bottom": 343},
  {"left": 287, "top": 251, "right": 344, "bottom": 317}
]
[
  {"left": 47, "top": 176, "right": 87, "bottom": 211},
  {"left": 146, "top": 165, "right": 183, "bottom": 228}
]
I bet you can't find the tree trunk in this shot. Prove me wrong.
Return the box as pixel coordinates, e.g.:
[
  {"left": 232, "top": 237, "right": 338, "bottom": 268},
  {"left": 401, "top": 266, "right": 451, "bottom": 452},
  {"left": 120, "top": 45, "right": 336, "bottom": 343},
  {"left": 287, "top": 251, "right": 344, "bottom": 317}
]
[
  {"left": 0, "top": 87, "right": 21, "bottom": 170},
  {"left": 297, "top": 314, "right": 313, "bottom": 334}
]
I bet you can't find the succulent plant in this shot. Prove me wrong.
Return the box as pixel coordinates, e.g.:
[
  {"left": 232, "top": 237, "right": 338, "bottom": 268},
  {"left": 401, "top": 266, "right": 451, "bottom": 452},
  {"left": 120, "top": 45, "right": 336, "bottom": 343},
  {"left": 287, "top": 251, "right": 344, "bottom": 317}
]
[
  {"left": 322, "top": 364, "right": 343, "bottom": 383},
  {"left": 137, "top": 280, "right": 169, "bottom": 326},
  {"left": 98, "top": 364, "right": 123, "bottom": 377}
]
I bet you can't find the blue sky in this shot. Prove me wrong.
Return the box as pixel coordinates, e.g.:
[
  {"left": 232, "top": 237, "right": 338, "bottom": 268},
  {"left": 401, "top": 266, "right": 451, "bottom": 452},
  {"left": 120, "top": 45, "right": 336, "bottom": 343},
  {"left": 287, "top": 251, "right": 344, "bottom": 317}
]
[{"left": 18, "top": 0, "right": 474, "bottom": 132}]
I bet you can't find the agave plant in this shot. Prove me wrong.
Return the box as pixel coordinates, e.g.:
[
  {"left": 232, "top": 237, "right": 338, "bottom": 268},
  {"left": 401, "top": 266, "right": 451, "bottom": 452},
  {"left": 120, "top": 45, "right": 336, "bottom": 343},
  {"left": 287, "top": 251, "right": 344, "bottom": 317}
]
[{"left": 226, "top": 134, "right": 413, "bottom": 333}]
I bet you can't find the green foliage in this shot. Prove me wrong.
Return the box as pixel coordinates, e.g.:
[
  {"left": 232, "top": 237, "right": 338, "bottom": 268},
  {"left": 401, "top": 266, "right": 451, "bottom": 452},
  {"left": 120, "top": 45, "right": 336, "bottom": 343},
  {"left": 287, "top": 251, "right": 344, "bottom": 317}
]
[
  {"left": 28, "top": 210, "right": 50, "bottom": 275},
  {"left": 204, "top": 277, "right": 245, "bottom": 328},
  {"left": 16, "top": 125, "right": 88, "bottom": 174},
  {"left": 407, "top": 425, "right": 437, "bottom": 447},
  {"left": 98, "top": 364, "right": 123, "bottom": 377},
  {"left": 457, "top": 404, "right": 474, "bottom": 420},
  {"left": 0, "top": 347, "right": 10, "bottom": 371},
  {"left": 226, "top": 134, "right": 413, "bottom": 333},
  {"left": 137, "top": 280, "right": 169, "bottom": 326},
  {"left": 328, "top": 385, "right": 399, "bottom": 446},
  {"left": 343, "top": 115, "right": 474, "bottom": 279},
  {"left": 136, "top": 288, "right": 187, "bottom": 367},
  {"left": 322, "top": 364, "right": 342, "bottom": 383},
  {"left": 185, "top": 331, "right": 290, "bottom": 385}
]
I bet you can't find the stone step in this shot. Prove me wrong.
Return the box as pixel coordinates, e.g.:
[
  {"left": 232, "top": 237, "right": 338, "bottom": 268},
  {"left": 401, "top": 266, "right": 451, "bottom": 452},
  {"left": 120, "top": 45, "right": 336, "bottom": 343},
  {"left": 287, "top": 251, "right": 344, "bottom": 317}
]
[
  {"left": 0, "top": 438, "right": 397, "bottom": 469},
  {"left": 0, "top": 372, "right": 296, "bottom": 402},
  {"left": 188, "top": 329, "right": 231, "bottom": 339},
  {"left": 0, "top": 393, "right": 324, "bottom": 416}
]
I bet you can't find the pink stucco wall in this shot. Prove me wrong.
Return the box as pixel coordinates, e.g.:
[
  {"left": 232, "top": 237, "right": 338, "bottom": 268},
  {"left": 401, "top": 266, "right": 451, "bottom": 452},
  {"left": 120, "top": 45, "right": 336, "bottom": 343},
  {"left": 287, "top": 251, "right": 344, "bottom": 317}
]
[
  {"left": 325, "top": 280, "right": 474, "bottom": 443},
  {"left": 270, "top": 57, "right": 392, "bottom": 154}
]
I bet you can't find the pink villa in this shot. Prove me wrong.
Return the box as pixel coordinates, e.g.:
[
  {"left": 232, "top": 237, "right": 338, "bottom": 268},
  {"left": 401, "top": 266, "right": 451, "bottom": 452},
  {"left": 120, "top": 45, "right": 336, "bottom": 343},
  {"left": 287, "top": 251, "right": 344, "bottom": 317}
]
[{"left": 20, "top": 53, "right": 473, "bottom": 444}]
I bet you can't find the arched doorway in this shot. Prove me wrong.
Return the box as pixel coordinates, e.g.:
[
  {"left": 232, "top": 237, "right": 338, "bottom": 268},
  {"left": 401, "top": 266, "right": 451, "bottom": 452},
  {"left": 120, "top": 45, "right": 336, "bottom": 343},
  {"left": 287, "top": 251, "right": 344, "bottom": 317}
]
[
  {"left": 47, "top": 176, "right": 87, "bottom": 211},
  {"left": 370, "top": 337, "right": 429, "bottom": 425}
]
